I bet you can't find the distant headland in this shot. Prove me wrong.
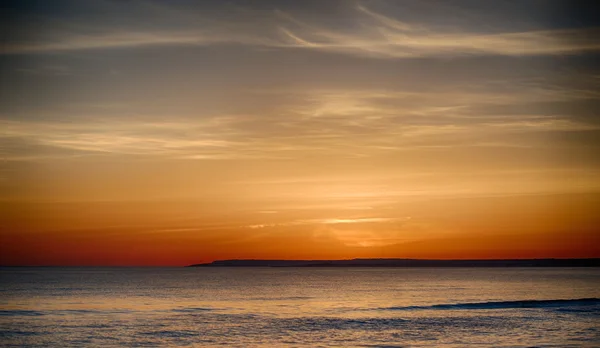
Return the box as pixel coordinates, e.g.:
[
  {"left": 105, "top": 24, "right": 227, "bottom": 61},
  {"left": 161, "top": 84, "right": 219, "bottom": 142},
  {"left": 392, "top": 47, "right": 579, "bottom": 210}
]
[{"left": 187, "top": 258, "right": 600, "bottom": 268}]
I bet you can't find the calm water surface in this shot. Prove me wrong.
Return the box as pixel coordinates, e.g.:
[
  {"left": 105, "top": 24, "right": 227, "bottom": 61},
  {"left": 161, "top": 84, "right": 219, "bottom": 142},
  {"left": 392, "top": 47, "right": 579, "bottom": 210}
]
[{"left": 1, "top": 267, "right": 599, "bottom": 347}]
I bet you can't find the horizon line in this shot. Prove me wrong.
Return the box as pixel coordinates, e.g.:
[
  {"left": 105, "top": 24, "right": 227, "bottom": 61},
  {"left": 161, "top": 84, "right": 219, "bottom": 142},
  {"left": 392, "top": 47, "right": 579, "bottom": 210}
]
[{"left": 3, "top": 257, "right": 599, "bottom": 268}]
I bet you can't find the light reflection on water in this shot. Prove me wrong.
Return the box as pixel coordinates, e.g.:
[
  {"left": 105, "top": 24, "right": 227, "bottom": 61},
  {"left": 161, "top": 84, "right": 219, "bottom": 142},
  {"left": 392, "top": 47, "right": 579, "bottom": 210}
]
[{"left": 1, "top": 267, "right": 599, "bottom": 346}]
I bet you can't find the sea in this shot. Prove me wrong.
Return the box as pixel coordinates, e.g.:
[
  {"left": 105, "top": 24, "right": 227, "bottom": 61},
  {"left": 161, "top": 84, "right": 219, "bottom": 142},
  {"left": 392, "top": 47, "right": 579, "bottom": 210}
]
[{"left": 1, "top": 267, "right": 599, "bottom": 347}]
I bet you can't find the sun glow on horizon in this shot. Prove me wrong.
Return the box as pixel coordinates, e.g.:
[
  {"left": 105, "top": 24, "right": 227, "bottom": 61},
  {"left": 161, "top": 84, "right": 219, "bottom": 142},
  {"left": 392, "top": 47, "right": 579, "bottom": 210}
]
[{"left": 1, "top": 0, "right": 599, "bottom": 266}]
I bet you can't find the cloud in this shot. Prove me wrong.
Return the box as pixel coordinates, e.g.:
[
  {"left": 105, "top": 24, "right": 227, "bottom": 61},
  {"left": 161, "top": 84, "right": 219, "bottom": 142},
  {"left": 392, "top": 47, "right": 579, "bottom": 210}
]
[
  {"left": 322, "top": 4, "right": 600, "bottom": 57},
  {"left": 0, "top": 30, "right": 283, "bottom": 54},
  {"left": 247, "top": 217, "right": 410, "bottom": 229},
  {"left": 2, "top": 2, "right": 599, "bottom": 57},
  {"left": 1, "top": 80, "right": 598, "bottom": 161}
]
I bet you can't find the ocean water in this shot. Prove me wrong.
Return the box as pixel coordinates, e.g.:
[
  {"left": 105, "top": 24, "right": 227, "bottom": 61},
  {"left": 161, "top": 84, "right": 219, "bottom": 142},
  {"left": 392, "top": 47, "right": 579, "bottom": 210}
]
[{"left": 1, "top": 267, "right": 599, "bottom": 347}]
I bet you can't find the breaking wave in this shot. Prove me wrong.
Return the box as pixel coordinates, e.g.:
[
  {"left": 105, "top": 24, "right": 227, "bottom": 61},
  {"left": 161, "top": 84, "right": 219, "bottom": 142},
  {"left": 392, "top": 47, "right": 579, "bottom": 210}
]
[{"left": 382, "top": 298, "right": 600, "bottom": 311}]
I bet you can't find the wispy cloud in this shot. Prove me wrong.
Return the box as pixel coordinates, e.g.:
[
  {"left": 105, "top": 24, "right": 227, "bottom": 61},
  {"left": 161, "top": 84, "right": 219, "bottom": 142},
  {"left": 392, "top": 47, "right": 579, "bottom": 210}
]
[
  {"left": 277, "top": 5, "right": 600, "bottom": 58},
  {"left": 0, "top": 119, "right": 237, "bottom": 158},
  {"left": 247, "top": 217, "right": 410, "bottom": 229},
  {"left": 1, "top": 30, "right": 280, "bottom": 54},
  {"left": 1, "top": 81, "right": 597, "bottom": 161},
  {"left": 2, "top": 2, "right": 599, "bottom": 57}
]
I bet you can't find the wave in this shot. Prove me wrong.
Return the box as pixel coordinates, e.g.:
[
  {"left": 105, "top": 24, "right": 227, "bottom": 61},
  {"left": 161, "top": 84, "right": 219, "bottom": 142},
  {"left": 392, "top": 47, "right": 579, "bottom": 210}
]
[
  {"left": 383, "top": 298, "right": 600, "bottom": 311},
  {"left": 141, "top": 330, "right": 199, "bottom": 338},
  {"left": 171, "top": 307, "right": 215, "bottom": 313},
  {"left": 0, "top": 310, "right": 44, "bottom": 317},
  {"left": 0, "top": 309, "right": 133, "bottom": 317},
  {"left": 248, "top": 296, "right": 314, "bottom": 301}
]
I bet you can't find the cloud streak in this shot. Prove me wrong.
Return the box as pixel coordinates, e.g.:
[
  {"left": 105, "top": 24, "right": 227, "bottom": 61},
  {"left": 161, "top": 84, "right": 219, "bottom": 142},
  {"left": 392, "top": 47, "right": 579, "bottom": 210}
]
[
  {"left": 278, "top": 5, "right": 600, "bottom": 58},
  {"left": 2, "top": 2, "right": 599, "bottom": 57},
  {"left": 247, "top": 217, "right": 410, "bottom": 229},
  {"left": 1, "top": 81, "right": 598, "bottom": 161}
]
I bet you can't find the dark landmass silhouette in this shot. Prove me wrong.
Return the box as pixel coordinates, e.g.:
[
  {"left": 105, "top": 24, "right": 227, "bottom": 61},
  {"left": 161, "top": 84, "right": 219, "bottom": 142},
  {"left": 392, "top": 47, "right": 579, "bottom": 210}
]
[{"left": 187, "top": 258, "right": 600, "bottom": 267}]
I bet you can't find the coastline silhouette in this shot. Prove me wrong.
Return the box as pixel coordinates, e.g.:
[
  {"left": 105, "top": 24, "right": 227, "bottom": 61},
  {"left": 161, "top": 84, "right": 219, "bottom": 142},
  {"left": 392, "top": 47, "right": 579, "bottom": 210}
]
[{"left": 188, "top": 258, "right": 600, "bottom": 267}]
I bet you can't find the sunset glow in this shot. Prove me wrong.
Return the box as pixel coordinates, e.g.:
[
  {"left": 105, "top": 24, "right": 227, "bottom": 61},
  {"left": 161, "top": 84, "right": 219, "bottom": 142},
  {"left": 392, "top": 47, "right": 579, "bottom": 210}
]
[{"left": 1, "top": 0, "right": 599, "bottom": 265}]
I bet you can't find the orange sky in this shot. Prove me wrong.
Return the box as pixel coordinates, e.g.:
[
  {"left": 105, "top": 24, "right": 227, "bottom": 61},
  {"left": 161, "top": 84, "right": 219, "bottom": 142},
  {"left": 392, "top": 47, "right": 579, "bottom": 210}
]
[
  {"left": 2, "top": 190, "right": 599, "bottom": 266},
  {"left": 1, "top": 0, "right": 599, "bottom": 265}
]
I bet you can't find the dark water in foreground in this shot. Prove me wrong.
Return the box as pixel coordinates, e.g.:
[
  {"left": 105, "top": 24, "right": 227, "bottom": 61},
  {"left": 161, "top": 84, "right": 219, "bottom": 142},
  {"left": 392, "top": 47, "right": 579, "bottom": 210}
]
[{"left": 1, "top": 267, "right": 599, "bottom": 347}]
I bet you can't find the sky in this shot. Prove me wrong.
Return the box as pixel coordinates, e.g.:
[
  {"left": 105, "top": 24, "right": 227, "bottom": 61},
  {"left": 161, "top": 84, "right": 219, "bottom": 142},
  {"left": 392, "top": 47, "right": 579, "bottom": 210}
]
[{"left": 1, "top": 0, "right": 599, "bottom": 266}]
